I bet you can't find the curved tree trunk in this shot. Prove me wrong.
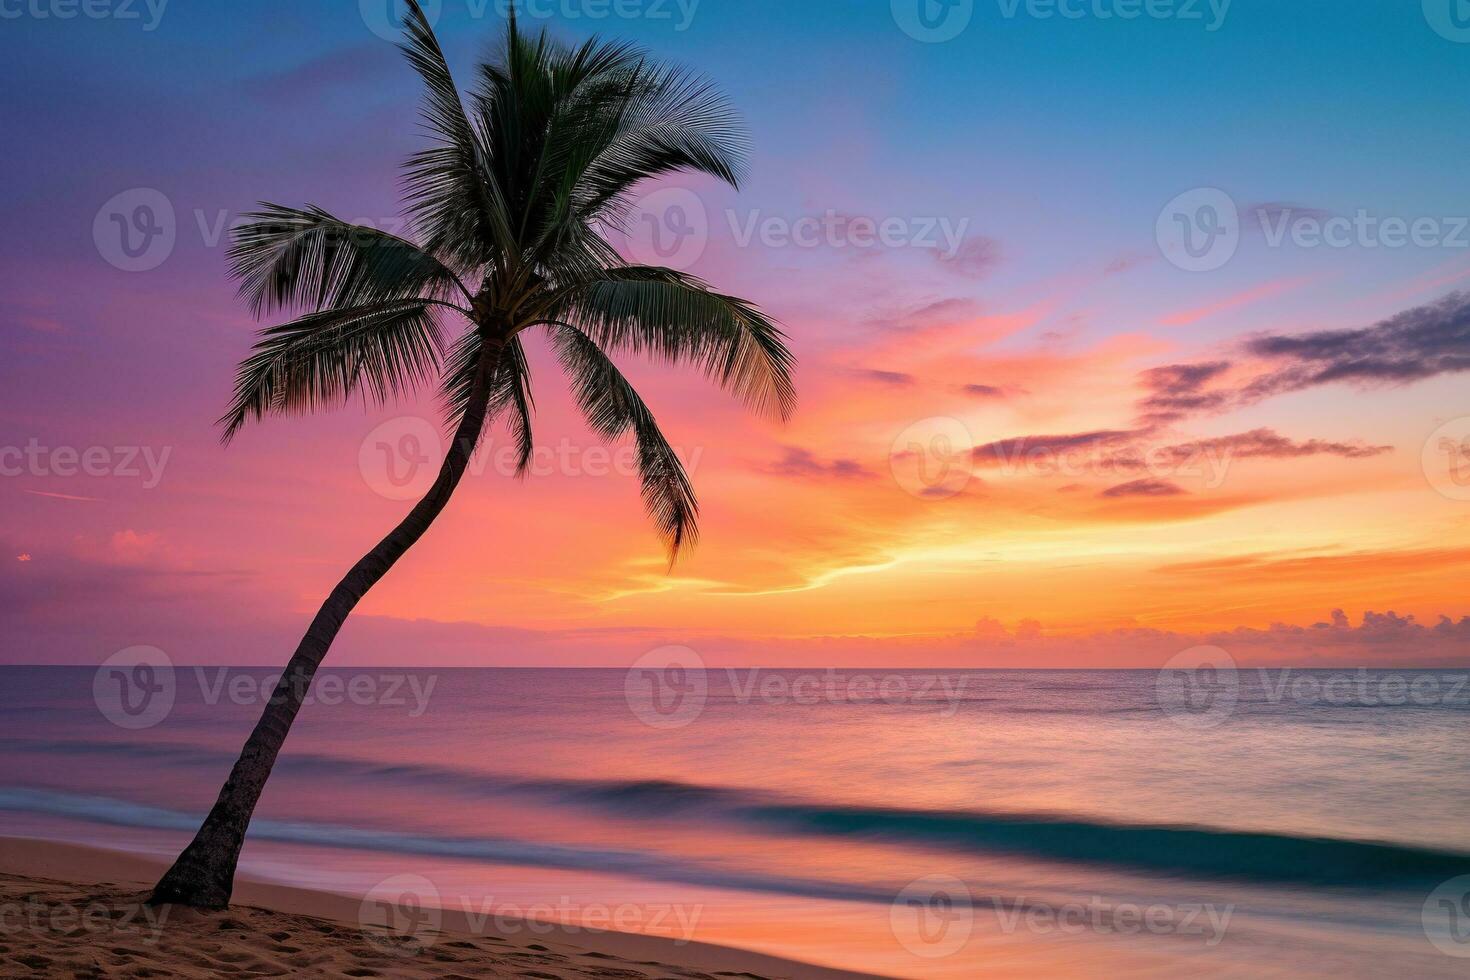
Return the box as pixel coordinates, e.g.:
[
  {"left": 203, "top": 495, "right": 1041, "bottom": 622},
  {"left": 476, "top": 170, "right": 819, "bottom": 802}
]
[{"left": 148, "top": 342, "right": 502, "bottom": 909}]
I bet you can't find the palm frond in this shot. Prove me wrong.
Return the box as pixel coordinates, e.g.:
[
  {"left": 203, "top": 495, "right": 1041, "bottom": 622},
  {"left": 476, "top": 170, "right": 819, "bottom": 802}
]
[
  {"left": 229, "top": 204, "right": 466, "bottom": 315},
  {"left": 469, "top": 25, "right": 744, "bottom": 279},
  {"left": 549, "top": 267, "right": 796, "bottom": 421},
  {"left": 398, "top": 0, "right": 516, "bottom": 267},
  {"left": 573, "top": 62, "right": 748, "bottom": 224},
  {"left": 550, "top": 324, "right": 697, "bottom": 558},
  {"left": 220, "top": 300, "right": 444, "bottom": 442}
]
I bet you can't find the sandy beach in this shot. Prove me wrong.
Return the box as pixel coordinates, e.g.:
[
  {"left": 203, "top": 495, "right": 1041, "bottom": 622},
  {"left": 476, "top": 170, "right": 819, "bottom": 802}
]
[{"left": 0, "top": 837, "right": 883, "bottom": 979}]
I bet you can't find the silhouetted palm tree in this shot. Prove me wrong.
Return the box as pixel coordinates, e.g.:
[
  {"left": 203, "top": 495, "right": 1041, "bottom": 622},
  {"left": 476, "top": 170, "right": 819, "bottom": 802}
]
[{"left": 149, "top": 1, "right": 793, "bottom": 909}]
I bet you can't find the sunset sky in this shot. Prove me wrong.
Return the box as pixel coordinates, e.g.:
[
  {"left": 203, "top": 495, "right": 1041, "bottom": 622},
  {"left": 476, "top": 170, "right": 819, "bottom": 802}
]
[{"left": 4, "top": 0, "right": 1470, "bottom": 666}]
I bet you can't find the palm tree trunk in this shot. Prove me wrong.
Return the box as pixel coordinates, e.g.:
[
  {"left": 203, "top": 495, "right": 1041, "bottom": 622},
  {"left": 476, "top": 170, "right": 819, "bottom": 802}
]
[{"left": 148, "top": 342, "right": 502, "bottom": 909}]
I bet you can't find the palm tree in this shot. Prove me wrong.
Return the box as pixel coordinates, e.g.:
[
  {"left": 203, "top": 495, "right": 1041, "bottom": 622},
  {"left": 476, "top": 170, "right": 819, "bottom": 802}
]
[{"left": 148, "top": 1, "right": 793, "bottom": 909}]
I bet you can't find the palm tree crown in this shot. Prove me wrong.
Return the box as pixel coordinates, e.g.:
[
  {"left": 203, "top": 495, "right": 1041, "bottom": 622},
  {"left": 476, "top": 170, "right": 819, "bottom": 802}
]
[{"left": 220, "top": 1, "right": 795, "bottom": 557}]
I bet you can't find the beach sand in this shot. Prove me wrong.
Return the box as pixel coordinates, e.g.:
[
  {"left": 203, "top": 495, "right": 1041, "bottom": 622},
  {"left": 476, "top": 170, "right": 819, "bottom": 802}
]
[{"left": 0, "top": 837, "right": 883, "bottom": 979}]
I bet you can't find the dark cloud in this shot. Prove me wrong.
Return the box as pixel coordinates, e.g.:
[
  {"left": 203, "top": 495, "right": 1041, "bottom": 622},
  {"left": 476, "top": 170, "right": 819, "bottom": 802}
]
[
  {"left": 1136, "top": 361, "right": 1232, "bottom": 424},
  {"left": 931, "top": 236, "right": 1002, "bottom": 279},
  {"left": 1141, "top": 361, "right": 1231, "bottom": 393},
  {"left": 1131, "top": 292, "right": 1470, "bottom": 427},
  {"left": 762, "top": 447, "right": 870, "bottom": 480},
  {"left": 1103, "top": 252, "right": 1153, "bottom": 276},
  {"left": 972, "top": 429, "right": 1140, "bottom": 466},
  {"left": 854, "top": 369, "right": 916, "bottom": 387},
  {"left": 960, "top": 383, "right": 1012, "bottom": 399},
  {"left": 244, "top": 45, "right": 399, "bottom": 102},
  {"left": 1146, "top": 428, "right": 1392, "bottom": 465},
  {"left": 972, "top": 422, "right": 1389, "bottom": 486},
  {"left": 867, "top": 297, "right": 978, "bottom": 333},
  {"left": 1100, "top": 478, "right": 1186, "bottom": 498},
  {"left": 1244, "top": 290, "right": 1470, "bottom": 388},
  {"left": 1245, "top": 201, "right": 1335, "bottom": 232}
]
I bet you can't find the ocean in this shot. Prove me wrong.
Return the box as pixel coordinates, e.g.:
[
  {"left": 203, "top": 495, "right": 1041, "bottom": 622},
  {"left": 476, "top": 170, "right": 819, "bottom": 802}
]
[{"left": 0, "top": 665, "right": 1467, "bottom": 978}]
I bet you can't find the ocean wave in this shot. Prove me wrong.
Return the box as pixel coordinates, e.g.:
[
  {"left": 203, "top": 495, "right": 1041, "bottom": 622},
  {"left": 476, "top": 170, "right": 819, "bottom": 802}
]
[
  {"left": 7, "top": 739, "right": 1467, "bottom": 889},
  {"left": 733, "top": 803, "right": 1470, "bottom": 888},
  {"left": 552, "top": 777, "right": 1470, "bottom": 887},
  {"left": 0, "top": 786, "right": 1008, "bottom": 911}
]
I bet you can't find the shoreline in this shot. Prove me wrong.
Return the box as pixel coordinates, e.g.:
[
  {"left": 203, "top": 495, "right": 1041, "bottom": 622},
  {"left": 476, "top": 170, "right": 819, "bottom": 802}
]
[{"left": 0, "top": 836, "right": 889, "bottom": 979}]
